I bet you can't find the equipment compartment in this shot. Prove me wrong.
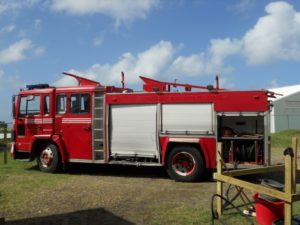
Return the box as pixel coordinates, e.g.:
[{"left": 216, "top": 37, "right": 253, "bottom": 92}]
[{"left": 217, "top": 113, "right": 265, "bottom": 164}]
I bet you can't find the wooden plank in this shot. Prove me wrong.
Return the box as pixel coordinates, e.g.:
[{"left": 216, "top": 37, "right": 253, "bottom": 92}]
[
  {"left": 217, "top": 146, "right": 223, "bottom": 175},
  {"left": 214, "top": 173, "right": 292, "bottom": 203},
  {"left": 284, "top": 203, "right": 292, "bottom": 225},
  {"left": 292, "top": 137, "right": 297, "bottom": 194},
  {"left": 223, "top": 165, "right": 284, "bottom": 177},
  {"left": 3, "top": 123, "right": 7, "bottom": 165},
  {"left": 216, "top": 144, "right": 223, "bottom": 216},
  {"left": 284, "top": 152, "right": 293, "bottom": 225},
  {"left": 216, "top": 178, "right": 223, "bottom": 215}
]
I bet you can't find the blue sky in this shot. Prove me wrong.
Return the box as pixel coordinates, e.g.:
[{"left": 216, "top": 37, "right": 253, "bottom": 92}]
[{"left": 1, "top": 0, "right": 300, "bottom": 122}]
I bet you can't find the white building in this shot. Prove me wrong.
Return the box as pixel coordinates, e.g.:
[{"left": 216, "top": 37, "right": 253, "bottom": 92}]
[
  {"left": 0, "top": 133, "right": 11, "bottom": 139},
  {"left": 270, "top": 84, "right": 300, "bottom": 133}
]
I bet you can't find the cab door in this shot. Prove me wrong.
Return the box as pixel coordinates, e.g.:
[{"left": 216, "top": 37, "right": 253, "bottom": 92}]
[
  {"left": 56, "top": 92, "right": 92, "bottom": 160},
  {"left": 42, "top": 95, "right": 54, "bottom": 135},
  {"left": 16, "top": 94, "right": 43, "bottom": 151}
]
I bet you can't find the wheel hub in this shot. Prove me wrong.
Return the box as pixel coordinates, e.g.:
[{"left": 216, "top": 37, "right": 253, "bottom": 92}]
[
  {"left": 40, "top": 148, "right": 53, "bottom": 168},
  {"left": 172, "top": 152, "right": 196, "bottom": 176}
]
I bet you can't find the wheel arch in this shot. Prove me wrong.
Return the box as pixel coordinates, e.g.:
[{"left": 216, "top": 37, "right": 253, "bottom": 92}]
[
  {"left": 51, "top": 135, "right": 68, "bottom": 163},
  {"left": 30, "top": 139, "right": 54, "bottom": 161},
  {"left": 30, "top": 136, "right": 67, "bottom": 164}
]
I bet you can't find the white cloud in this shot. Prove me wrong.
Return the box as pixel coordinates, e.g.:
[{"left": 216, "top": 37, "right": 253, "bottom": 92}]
[
  {"left": 227, "top": 0, "right": 256, "bottom": 14},
  {"left": 209, "top": 38, "right": 242, "bottom": 65},
  {"left": 34, "top": 46, "right": 46, "bottom": 56},
  {"left": 0, "top": 39, "right": 45, "bottom": 64},
  {"left": 267, "top": 79, "right": 279, "bottom": 89},
  {"left": 56, "top": 2, "right": 300, "bottom": 87},
  {"left": 169, "top": 54, "right": 210, "bottom": 76},
  {"left": 93, "top": 34, "right": 104, "bottom": 47},
  {"left": 218, "top": 76, "right": 236, "bottom": 89},
  {"left": 168, "top": 38, "right": 241, "bottom": 77},
  {"left": 34, "top": 19, "right": 42, "bottom": 29},
  {"left": 172, "top": 1, "right": 300, "bottom": 72},
  {"left": 55, "top": 40, "right": 176, "bottom": 86},
  {"left": 242, "top": 1, "right": 300, "bottom": 64},
  {"left": 0, "top": 0, "right": 40, "bottom": 14},
  {"left": 0, "top": 39, "right": 33, "bottom": 64},
  {"left": 51, "top": 0, "right": 159, "bottom": 27},
  {"left": 0, "top": 70, "right": 24, "bottom": 89},
  {"left": 0, "top": 24, "right": 16, "bottom": 34}
]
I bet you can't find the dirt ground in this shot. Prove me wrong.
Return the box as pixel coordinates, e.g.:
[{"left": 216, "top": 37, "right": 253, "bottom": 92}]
[
  {"left": 1, "top": 156, "right": 293, "bottom": 225},
  {"left": 1, "top": 163, "right": 222, "bottom": 225}
]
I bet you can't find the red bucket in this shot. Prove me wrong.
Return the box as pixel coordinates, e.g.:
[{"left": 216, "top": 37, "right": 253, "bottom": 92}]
[{"left": 253, "top": 193, "right": 284, "bottom": 225}]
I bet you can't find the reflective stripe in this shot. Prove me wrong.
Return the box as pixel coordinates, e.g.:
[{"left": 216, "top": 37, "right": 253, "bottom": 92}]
[
  {"left": 62, "top": 118, "right": 91, "bottom": 124},
  {"left": 24, "top": 118, "right": 91, "bottom": 124},
  {"left": 25, "top": 118, "right": 53, "bottom": 124}
]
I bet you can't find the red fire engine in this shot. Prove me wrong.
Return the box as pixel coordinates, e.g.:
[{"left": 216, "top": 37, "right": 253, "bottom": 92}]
[{"left": 11, "top": 72, "right": 272, "bottom": 182}]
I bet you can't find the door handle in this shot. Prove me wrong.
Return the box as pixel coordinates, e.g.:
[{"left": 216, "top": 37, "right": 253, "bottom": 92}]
[{"left": 83, "top": 126, "right": 91, "bottom": 131}]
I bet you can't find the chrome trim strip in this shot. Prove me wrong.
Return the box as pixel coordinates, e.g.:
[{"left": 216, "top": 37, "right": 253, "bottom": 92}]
[
  {"left": 69, "top": 159, "right": 93, "bottom": 163},
  {"left": 169, "top": 138, "right": 199, "bottom": 143}
]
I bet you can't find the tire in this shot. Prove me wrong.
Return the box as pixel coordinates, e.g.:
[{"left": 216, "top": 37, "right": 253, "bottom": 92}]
[
  {"left": 37, "top": 143, "right": 61, "bottom": 173},
  {"left": 166, "top": 145, "right": 205, "bottom": 182}
]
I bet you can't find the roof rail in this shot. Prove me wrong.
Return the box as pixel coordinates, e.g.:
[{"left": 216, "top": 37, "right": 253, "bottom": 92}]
[{"left": 140, "top": 76, "right": 223, "bottom": 92}]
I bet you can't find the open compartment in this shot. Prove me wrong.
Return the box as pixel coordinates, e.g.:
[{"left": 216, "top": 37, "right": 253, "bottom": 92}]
[{"left": 217, "top": 113, "right": 266, "bottom": 164}]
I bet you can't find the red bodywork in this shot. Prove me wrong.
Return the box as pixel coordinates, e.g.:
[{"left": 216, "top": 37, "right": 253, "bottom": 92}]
[{"left": 11, "top": 74, "right": 270, "bottom": 171}]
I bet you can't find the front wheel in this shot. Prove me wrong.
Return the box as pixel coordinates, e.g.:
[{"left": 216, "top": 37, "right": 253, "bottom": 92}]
[
  {"left": 166, "top": 145, "right": 205, "bottom": 182},
  {"left": 37, "top": 143, "right": 61, "bottom": 173}
]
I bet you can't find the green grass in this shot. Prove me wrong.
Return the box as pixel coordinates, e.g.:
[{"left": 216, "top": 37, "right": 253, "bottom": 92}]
[
  {"left": 271, "top": 129, "right": 300, "bottom": 158},
  {"left": 0, "top": 150, "right": 250, "bottom": 225},
  {"left": 0, "top": 150, "right": 73, "bottom": 220},
  {"left": 271, "top": 129, "right": 300, "bottom": 148},
  {"left": 1, "top": 130, "right": 300, "bottom": 224}
]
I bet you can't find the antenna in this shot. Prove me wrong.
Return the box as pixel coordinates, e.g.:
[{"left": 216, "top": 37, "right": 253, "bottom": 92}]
[
  {"left": 216, "top": 75, "right": 220, "bottom": 90},
  {"left": 121, "top": 72, "right": 125, "bottom": 91}
]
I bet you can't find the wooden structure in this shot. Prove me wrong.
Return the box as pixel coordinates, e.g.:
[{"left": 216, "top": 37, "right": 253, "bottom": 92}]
[
  {"left": 0, "top": 122, "right": 8, "bottom": 164},
  {"left": 214, "top": 137, "right": 300, "bottom": 225}
]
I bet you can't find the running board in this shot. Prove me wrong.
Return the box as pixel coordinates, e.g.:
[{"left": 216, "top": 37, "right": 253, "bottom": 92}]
[
  {"left": 14, "top": 151, "right": 31, "bottom": 161},
  {"left": 15, "top": 159, "right": 31, "bottom": 162},
  {"left": 108, "top": 160, "right": 161, "bottom": 167}
]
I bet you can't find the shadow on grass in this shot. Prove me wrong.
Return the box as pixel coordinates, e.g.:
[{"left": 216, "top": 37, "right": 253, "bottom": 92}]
[
  {"left": 4, "top": 208, "right": 135, "bottom": 225},
  {"left": 26, "top": 163, "right": 215, "bottom": 182},
  {"left": 69, "top": 163, "right": 170, "bottom": 179},
  {"left": 235, "top": 167, "right": 300, "bottom": 184},
  {"left": 26, "top": 163, "right": 170, "bottom": 179}
]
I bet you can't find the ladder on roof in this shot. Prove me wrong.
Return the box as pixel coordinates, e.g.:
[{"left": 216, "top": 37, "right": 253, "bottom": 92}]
[{"left": 92, "top": 92, "right": 105, "bottom": 161}]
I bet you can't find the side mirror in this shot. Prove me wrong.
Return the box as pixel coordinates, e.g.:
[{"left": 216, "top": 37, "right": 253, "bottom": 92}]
[{"left": 12, "top": 95, "right": 16, "bottom": 119}]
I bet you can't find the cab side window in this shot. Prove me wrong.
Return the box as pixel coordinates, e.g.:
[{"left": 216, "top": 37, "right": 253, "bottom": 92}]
[
  {"left": 70, "top": 94, "right": 90, "bottom": 114},
  {"left": 56, "top": 95, "right": 67, "bottom": 114},
  {"left": 19, "top": 95, "right": 40, "bottom": 116},
  {"left": 44, "top": 96, "right": 50, "bottom": 115}
]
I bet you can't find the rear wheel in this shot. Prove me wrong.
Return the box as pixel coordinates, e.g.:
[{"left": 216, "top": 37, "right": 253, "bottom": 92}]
[
  {"left": 37, "top": 143, "right": 61, "bottom": 173},
  {"left": 166, "top": 145, "right": 205, "bottom": 182}
]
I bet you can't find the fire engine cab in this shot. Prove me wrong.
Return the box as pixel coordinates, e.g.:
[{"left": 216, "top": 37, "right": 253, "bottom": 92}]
[{"left": 11, "top": 72, "right": 272, "bottom": 182}]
